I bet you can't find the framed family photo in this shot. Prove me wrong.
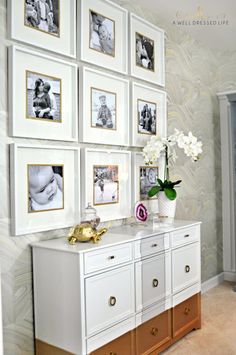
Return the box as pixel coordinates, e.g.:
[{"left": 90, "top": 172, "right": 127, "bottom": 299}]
[
  {"left": 131, "top": 82, "right": 167, "bottom": 147},
  {"left": 10, "top": 143, "right": 80, "bottom": 236},
  {"left": 79, "top": 0, "right": 128, "bottom": 74},
  {"left": 132, "top": 152, "right": 165, "bottom": 215},
  {"left": 80, "top": 67, "right": 129, "bottom": 145},
  {"left": 9, "top": 45, "right": 78, "bottom": 141},
  {"left": 9, "top": 0, "right": 76, "bottom": 57},
  {"left": 130, "top": 13, "right": 165, "bottom": 86},
  {"left": 81, "top": 148, "right": 131, "bottom": 222}
]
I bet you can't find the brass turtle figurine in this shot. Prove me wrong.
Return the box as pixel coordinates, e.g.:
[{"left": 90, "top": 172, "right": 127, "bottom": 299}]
[{"left": 67, "top": 223, "right": 107, "bottom": 245}]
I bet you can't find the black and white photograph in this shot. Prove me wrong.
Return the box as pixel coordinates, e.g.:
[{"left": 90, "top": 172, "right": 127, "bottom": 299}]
[
  {"left": 136, "top": 32, "right": 154, "bottom": 71},
  {"left": 26, "top": 71, "right": 61, "bottom": 122},
  {"left": 138, "top": 99, "right": 157, "bottom": 135},
  {"left": 93, "top": 165, "right": 119, "bottom": 205},
  {"left": 91, "top": 88, "right": 116, "bottom": 130},
  {"left": 28, "top": 164, "right": 64, "bottom": 212},
  {"left": 24, "top": 0, "right": 60, "bottom": 36},
  {"left": 140, "top": 166, "right": 158, "bottom": 200},
  {"left": 89, "top": 10, "right": 115, "bottom": 56}
]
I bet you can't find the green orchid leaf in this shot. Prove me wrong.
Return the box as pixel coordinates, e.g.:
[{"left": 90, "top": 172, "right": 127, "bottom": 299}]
[
  {"left": 164, "top": 188, "right": 177, "bottom": 200},
  {"left": 157, "top": 178, "right": 164, "bottom": 188},
  {"left": 148, "top": 186, "right": 161, "bottom": 197},
  {"left": 172, "top": 180, "right": 182, "bottom": 186}
]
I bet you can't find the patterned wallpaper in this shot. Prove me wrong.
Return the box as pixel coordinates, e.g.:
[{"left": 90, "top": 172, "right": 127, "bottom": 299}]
[{"left": 1, "top": 0, "right": 236, "bottom": 353}]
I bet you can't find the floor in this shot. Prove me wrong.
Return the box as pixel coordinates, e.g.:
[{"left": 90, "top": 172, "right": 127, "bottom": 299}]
[{"left": 162, "top": 282, "right": 236, "bottom": 355}]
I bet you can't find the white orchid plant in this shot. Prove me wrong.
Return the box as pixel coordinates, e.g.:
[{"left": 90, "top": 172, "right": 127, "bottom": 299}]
[{"left": 142, "top": 129, "right": 203, "bottom": 200}]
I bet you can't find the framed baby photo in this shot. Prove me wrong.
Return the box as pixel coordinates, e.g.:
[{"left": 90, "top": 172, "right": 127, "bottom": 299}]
[
  {"left": 10, "top": 143, "right": 80, "bottom": 236},
  {"left": 130, "top": 13, "right": 165, "bottom": 86},
  {"left": 132, "top": 152, "right": 165, "bottom": 215},
  {"left": 8, "top": 45, "right": 78, "bottom": 141},
  {"left": 79, "top": 0, "right": 128, "bottom": 74},
  {"left": 131, "top": 82, "right": 167, "bottom": 147},
  {"left": 8, "top": 0, "right": 76, "bottom": 58},
  {"left": 81, "top": 148, "right": 131, "bottom": 222},
  {"left": 79, "top": 67, "right": 129, "bottom": 145}
]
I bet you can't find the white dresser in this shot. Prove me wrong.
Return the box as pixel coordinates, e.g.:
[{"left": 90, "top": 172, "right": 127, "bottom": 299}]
[{"left": 32, "top": 220, "right": 201, "bottom": 355}]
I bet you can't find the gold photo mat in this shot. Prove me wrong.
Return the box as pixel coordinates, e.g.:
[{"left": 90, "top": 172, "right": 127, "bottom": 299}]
[
  {"left": 93, "top": 164, "right": 119, "bottom": 206},
  {"left": 27, "top": 163, "right": 64, "bottom": 213},
  {"left": 139, "top": 165, "right": 159, "bottom": 201},
  {"left": 137, "top": 98, "right": 157, "bottom": 135},
  {"left": 135, "top": 31, "right": 155, "bottom": 73},
  {"left": 25, "top": 69, "right": 62, "bottom": 123}
]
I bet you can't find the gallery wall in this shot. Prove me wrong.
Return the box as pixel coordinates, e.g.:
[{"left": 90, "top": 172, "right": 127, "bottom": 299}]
[{"left": 1, "top": 0, "right": 236, "bottom": 353}]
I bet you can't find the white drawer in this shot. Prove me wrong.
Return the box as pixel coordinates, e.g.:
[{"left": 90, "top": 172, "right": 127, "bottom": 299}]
[
  {"left": 84, "top": 243, "right": 132, "bottom": 274},
  {"left": 170, "top": 225, "right": 199, "bottom": 248},
  {"left": 135, "top": 252, "right": 171, "bottom": 312},
  {"left": 85, "top": 264, "right": 134, "bottom": 336},
  {"left": 134, "top": 233, "right": 169, "bottom": 259},
  {"left": 172, "top": 242, "right": 200, "bottom": 294}
]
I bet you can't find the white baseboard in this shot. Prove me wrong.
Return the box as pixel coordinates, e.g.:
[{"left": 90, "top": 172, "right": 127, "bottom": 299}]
[
  {"left": 224, "top": 271, "right": 236, "bottom": 282},
  {"left": 201, "top": 272, "right": 224, "bottom": 293}
]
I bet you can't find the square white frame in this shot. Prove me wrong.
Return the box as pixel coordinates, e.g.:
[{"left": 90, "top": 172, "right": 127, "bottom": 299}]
[
  {"left": 10, "top": 143, "right": 80, "bottom": 236},
  {"left": 9, "top": 45, "right": 78, "bottom": 142},
  {"left": 79, "top": 0, "right": 128, "bottom": 74},
  {"left": 80, "top": 67, "right": 129, "bottom": 146},
  {"left": 130, "top": 13, "right": 165, "bottom": 86},
  {"left": 81, "top": 148, "right": 131, "bottom": 222},
  {"left": 131, "top": 82, "right": 167, "bottom": 147},
  {"left": 8, "top": 0, "right": 76, "bottom": 58},
  {"left": 132, "top": 152, "right": 165, "bottom": 215}
]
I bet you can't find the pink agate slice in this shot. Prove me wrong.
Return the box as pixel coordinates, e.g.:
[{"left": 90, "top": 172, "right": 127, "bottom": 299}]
[{"left": 135, "top": 202, "right": 148, "bottom": 222}]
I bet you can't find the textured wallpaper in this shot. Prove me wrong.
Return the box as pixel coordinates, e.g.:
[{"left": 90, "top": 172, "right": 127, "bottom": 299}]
[{"left": 1, "top": 0, "right": 236, "bottom": 353}]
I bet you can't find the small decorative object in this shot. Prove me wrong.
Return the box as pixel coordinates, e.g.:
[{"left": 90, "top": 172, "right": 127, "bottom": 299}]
[
  {"left": 130, "top": 13, "right": 165, "bottom": 86},
  {"left": 143, "top": 129, "right": 203, "bottom": 223},
  {"left": 9, "top": 0, "right": 76, "bottom": 57},
  {"left": 80, "top": 0, "right": 128, "bottom": 74},
  {"left": 134, "top": 201, "right": 148, "bottom": 222},
  {"left": 67, "top": 223, "right": 107, "bottom": 244},
  {"left": 80, "top": 67, "right": 129, "bottom": 146},
  {"left": 131, "top": 82, "right": 166, "bottom": 147},
  {"left": 81, "top": 203, "right": 100, "bottom": 228}
]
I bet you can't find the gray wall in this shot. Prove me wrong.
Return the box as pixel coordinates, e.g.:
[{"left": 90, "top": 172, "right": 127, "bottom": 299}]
[{"left": 1, "top": 0, "right": 236, "bottom": 353}]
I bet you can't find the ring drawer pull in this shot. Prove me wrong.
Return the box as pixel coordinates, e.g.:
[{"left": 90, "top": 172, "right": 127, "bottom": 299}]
[
  {"left": 109, "top": 353, "right": 117, "bottom": 355},
  {"left": 151, "top": 243, "right": 158, "bottom": 247},
  {"left": 184, "top": 307, "right": 191, "bottom": 315},
  {"left": 152, "top": 279, "right": 159, "bottom": 287},
  {"left": 109, "top": 296, "right": 117, "bottom": 306},
  {"left": 185, "top": 265, "right": 190, "bottom": 273},
  {"left": 151, "top": 327, "right": 158, "bottom": 336},
  {"left": 184, "top": 234, "right": 190, "bottom": 238},
  {"left": 108, "top": 255, "right": 115, "bottom": 260}
]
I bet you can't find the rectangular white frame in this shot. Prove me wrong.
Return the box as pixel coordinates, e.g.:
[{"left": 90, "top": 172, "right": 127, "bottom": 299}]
[
  {"left": 9, "top": 45, "right": 78, "bottom": 142},
  {"left": 80, "top": 67, "right": 129, "bottom": 146},
  {"left": 81, "top": 148, "right": 131, "bottom": 222},
  {"left": 79, "top": 0, "right": 128, "bottom": 74},
  {"left": 131, "top": 81, "right": 167, "bottom": 147},
  {"left": 8, "top": 0, "right": 76, "bottom": 58},
  {"left": 132, "top": 152, "right": 165, "bottom": 215},
  {"left": 10, "top": 143, "right": 80, "bottom": 236},
  {"left": 130, "top": 13, "right": 165, "bottom": 86}
]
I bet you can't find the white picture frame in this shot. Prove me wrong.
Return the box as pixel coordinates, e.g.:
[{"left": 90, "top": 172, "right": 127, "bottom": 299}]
[
  {"left": 8, "top": 45, "right": 78, "bottom": 142},
  {"left": 8, "top": 0, "right": 76, "bottom": 58},
  {"left": 10, "top": 143, "right": 80, "bottom": 236},
  {"left": 81, "top": 148, "right": 131, "bottom": 222},
  {"left": 79, "top": 0, "right": 128, "bottom": 74},
  {"left": 130, "top": 13, "right": 165, "bottom": 86},
  {"left": 80, "top": 67, "right": 129, "bottom": 146},
  {"left": 131, "top": 81, "right": 167, "bottom": 147},
  {"left": 132, "top": 152, "right": 165, "bottom": 215}
]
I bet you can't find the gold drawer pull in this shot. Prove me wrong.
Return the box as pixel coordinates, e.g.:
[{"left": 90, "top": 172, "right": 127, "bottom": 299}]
[
  {"left": 108, "top": 255, "right": 115, "bottom": 260},
  {"left": 184, "top": 234, "right": 190, "bottom": 238},
  {"left": 109, "top": 352, "right": 117, "bottom": 355},
  {"left": 152, "top": 279, "right": 159, "bottom": 288},
  {"left": 151, "top": 243, "right": 158, "bottom": 247},
  {"left": 151, "top": 327, "right": 158, "bottom": 336},
  {"left": 185, "top": 265, "right": 190, "bottom": 273},
  {"left": 109, "top": 296, "right": 117, "bottom": 306},
  {"left": 184, "top": 307, "right": 191, "bottom": 315}
]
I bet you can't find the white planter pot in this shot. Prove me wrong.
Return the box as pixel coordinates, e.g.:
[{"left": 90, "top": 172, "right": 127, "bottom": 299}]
[{"left": 158, "top": 191, "right": 176, "bottom": 224}]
